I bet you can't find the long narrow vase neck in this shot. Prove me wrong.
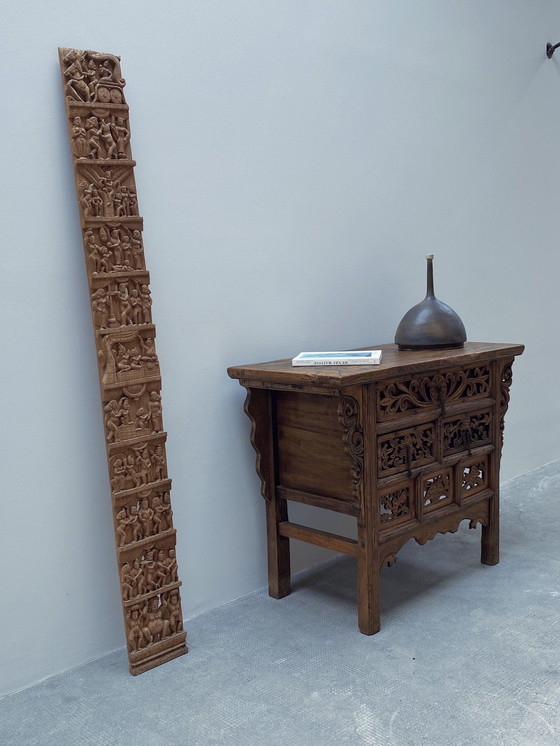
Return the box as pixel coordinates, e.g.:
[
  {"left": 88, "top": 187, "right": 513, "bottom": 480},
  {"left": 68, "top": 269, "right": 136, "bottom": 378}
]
[{"left": 426, "top": 254, "right": 435, "bottom": 298}]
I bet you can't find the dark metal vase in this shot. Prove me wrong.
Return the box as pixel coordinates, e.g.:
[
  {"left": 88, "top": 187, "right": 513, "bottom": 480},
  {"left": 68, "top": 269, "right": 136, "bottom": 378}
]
[{"left": 395, "top": 255, "right": 466, "bottom": 350}]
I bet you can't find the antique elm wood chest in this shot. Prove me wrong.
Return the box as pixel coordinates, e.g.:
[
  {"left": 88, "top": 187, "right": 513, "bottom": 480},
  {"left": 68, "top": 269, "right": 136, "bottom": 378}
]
[{"left": 228, "top": 342, "right": 524, "bottom": 635}]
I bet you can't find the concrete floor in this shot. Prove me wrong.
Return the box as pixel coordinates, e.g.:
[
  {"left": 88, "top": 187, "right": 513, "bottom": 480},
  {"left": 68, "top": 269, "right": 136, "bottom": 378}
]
[{"left": 1, "top": 461, "right": 559, "bottom": 746}]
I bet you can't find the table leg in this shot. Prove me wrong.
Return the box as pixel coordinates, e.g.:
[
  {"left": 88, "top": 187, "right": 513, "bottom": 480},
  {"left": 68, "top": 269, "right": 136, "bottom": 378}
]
[
  {"left": 266, "top": 496, "right": 291, "bottom": 598},
  {"left": 481, "top": 493, "right": 499, "bottom": 565},
  {"left": 356, "top": 523, "right": 380, "bottom": 635}
]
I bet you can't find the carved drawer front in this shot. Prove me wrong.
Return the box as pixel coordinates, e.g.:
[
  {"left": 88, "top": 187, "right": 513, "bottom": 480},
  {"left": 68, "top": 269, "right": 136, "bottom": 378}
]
[
  {"left": 376, "top": 365, "right": 491, "bottom": 422},
  {"left": 460, "top": 454, "right": 490, "bottom": 498},
  {"left": 421, "top": 468, "right": 455, "bottom": 515},
  {"left": 442, "top": 409, "right": 493, "bottom": 457},
  {"left": 377, "top": 422, "right": 436, "bottom": 478},
  {"left": 379, "top": 480, "right": 415, "bottom": 527}
]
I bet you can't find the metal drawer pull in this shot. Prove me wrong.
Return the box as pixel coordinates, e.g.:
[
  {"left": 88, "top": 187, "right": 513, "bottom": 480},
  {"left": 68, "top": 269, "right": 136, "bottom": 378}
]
[
  {"left": 464, "top": 428, "right": 472, "bottom": 456},
  {"left": 406, "top": 444, "right": 412, "bottom": 477},
  {"left": 436, "top": 385, "right": 446, "bottom": 416}
]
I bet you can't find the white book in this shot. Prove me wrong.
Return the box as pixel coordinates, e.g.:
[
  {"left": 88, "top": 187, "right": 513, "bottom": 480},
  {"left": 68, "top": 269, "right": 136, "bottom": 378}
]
[{"left": 292, "top": 350, "right": 382, "bottom": 367}]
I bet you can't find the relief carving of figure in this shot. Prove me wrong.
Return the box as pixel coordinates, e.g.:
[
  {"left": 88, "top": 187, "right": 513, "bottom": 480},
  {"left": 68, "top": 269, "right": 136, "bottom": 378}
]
[
  {"left": 141, "top": 338, "right": 158, "bottom": 367},
  {"left": 155, "top": 550, "right": 168, "bottom": 588},
  {"left": 127, "top": 605, "right": 147, "bottom": 651},
  {"left": 88, "top": 245, "right": 101, "bottom": 273},
  {"left": 164, "top": 548, "right": 178, "bottom": 583},
  {"left": 63, "top": 49, "right": 91, "bottom": 102},
  {"left": 91, "top": 287, "right": 109, "bottom": 328},
  {"left": 143, "top": 597, "right": 169, "bottom": 644},
  {"left": 151, "top": 445, "right": 166, "bottom": 481},
  {"left": 128, "top": 505, "right": 143, "bottom": 542},
  {"left": 116, "top": 507, "right": 129, "bottom": 546},
  {"left": 117, "top": 186, "right": 128, "bottom": 217},
  {"left": 85, "top": 116, "right": 102, "bottom": 159},
  {"left": 143, "top": 549, "right": 158, "bottom": 592},
  {"left": 115, "top": 282, "right": 131, "bottom": 325},
  {"left": 111, "top": 458, "right": 127, "bottom": 492},
  {"left": 139, "top": 497, "right": 154, "bottom": 537},
  {"left": 118, "top": 396, "right": 132, "bottom": 425},
  {"left": 161, "top": 492, "right": 173, "bottom": 530},
  {"left": 116, "top": 343, "right": 142, "bottom": 373},
  {"left": 130, "top": 347, "right": 144, "bottom": 369},
  {"left": 125, "top": 454, "right": 137, "bottom": 489},
  {"left": 104, "top": 399, "right": 120, "bottom": 442},
  {"left": 99, "top": 118, "right": 117, "bottom": 159},
  {"left": 121, "top": 561, "right": 134, "bottom": 600},
  {"left": 131, "top": 230, "right": 144, "bottom": 269},
  {"left": 135, "top": 448, "right": 152, "bottom": 485},
  {"left": 140, "top": 285, "right": 152, "bottom": 324},
  {"left": 99, "top": 170, "right": 115, "bottom": 215},
  {"left": 152, "top": 493, "right": 172, "bottom": 534},
  {"left": 129, "top": 288, "right": 142, "bottom": 325},
  {"left": 130, "top": 558, "right": 145, "bottom": 597},
  {"left": 106, "top": 229, "right": 122, "bottom": 266},
  {"left": 113, "top": 187, "right": 123, "bottom": 217},
  {"left": 163, "top": 591, "right": 183, "bottom": 635},
  {"left": 79, "top": 181, "right": 102, "bottom": 217},
  {"left": 121, "top": 561, "right": 137, "bottom": 598},
  {"left": 84, "top": 58, "right": 97, "bottom": 97},
  {"left": 148, "top": 391, "right": 163, "bottom": 432},
  {"left": 127, "top": 186, "right": 138, "bottom": 216},
  {"left": 98, "top": 59, "right": 114, "bottom": 81},
  {"left": 63, "top": 49, "right": 126, "bottom": 105},
  {"left": 85, "top": 229, "right": 102, "bottom": 273},
  {"left": 120, "top": 236, "right": 132, "bottom": 267},
  {"left": 115, "top": 117, "right": 130, "bottom": 158},
  {"left": 71, "top": 117, "right": 88, "bottom": 158},
  {"left": 98, "top": 245, "right": 113, "bottom": 273},
  {"left": 135, "top": 407, "right": 150, "bottom": 431}
]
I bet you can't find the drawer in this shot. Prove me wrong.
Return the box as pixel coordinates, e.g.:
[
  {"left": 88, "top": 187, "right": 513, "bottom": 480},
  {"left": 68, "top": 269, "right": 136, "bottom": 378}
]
[
  {"left": 460, "top": 453, "right": 490, "bottom": 498},
  {"left": 377, "top": 422, "right": 436, "bottom": 478},
  {"left": 379, "top": 479, "right": 415, "bottom": 526},
  {"left": 420, "top": 467, "right": 455, "bottom": 514},
  {"left": 376, "top": 365, "right": 491, "bottom": 422},
  {"left": 442, "top": 409, "right": 492, "bottom": 457}
]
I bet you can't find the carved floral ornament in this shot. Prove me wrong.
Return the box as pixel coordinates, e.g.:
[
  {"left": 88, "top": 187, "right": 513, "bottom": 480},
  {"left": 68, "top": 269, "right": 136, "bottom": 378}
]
[
  {"left": 380, "top": 486, "right": 412, "bottom": 523},
  {"left": 377, "top": 365, "right": 490, "bottom": 419},
  {"left": 462, "top": 461, "right": 487, "bottom": 493},
  {"left": 338, "top": 396, "right": 364, "bottom": 494},
  {"left": 499, "top": 361, "right": 514, "bottom": 450},
  {"left": 378, "top": 424, "right": 435, "bottom": 476},
  {"left": 423, "top": 471, "right": 452, "bottom": 509}
]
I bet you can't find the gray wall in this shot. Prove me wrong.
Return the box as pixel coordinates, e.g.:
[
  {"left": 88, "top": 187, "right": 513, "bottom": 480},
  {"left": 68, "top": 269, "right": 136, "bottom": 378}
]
[{"left": 2, "top": 0, "right": 559, "bottom": 696}]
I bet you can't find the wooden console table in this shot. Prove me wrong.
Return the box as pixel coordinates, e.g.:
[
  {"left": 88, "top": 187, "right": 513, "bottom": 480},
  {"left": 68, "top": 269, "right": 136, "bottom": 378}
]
[{"left": 228, "top": 342, "right": 523, "bottom": 635}]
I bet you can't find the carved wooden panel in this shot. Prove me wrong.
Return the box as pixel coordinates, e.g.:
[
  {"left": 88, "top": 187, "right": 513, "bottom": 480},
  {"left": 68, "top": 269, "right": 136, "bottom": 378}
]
[
  {"left": 376, "top": 365, "right": 490, "bottom": 421},
  {"left": 379, "top": 481, "right": 414, "bottom": 525},
  {"left": 498, "top": 359, "right": 514, "bottom": 452},
  {"left": 421, "top": 468, "right": 454, "bottom": 514},
  {"left": 460, "top": 455, "right": 489, "bottom": 498},
  {"left": 59, "top": 47, "right": 187, "bottom": 674},
  {"left": 377, "top": 422, "right": 436, "bottom": 477},
  {"left": 442, "top": 409, "right": 492, "bottom": 456},
  {"left": 338, "top": 396, "right": 364, "bottom": 498}
]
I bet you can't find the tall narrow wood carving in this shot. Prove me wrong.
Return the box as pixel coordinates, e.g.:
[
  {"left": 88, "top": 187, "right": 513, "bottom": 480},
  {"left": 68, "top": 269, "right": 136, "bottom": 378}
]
[{"left": 58, "top": 48, "right": 187, "bottom": 674}]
